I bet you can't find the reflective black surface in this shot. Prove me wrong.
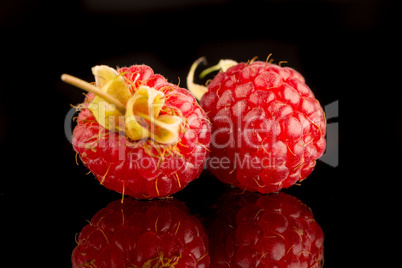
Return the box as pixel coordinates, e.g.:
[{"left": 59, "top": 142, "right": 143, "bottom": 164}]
[
  {"left": 0, "top": 0, "right": 398, "bottom": 267},
  {"left": 71, "top": 186, "right": 325, "bottom": 267}
]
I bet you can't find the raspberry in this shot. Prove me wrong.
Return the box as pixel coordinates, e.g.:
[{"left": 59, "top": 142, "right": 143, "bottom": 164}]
[
  {"left": 206, "top": 190, "right": 324, "bottom": 267},
  {"left": 63, "top": 65, "right": 211, "bottom": 199},
  {"left": 188, "top": 58, "right": 326, "bottom": 194},
  {"left": 72, "top": 198, "right": 210, "bottom": 267}
]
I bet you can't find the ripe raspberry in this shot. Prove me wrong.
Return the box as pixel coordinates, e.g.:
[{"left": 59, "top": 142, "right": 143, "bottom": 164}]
[
  {"left": 72, "top": 198, "right": 210, "bottom": 267},
  {"left": 63, "top": 65, "right": 211, "bottom": 199},
  {"left": 188, "top": 58, "right": 326, "bottom": 194},
  {"left": 206, "top": 191, "right": 324, "bottom": 267}
]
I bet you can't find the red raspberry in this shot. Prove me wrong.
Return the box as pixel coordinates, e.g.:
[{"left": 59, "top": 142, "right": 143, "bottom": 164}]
[
  {"left": 189, "top": 58, "right": 326, "bottom": 194},
  {"left": 72, "top": 198, "right": 210, "bottom": 267},
  {"left": 63, "top": 64, "right": 211, "bottom": 199},
  {"left": 206, "top": 191, "right": 324, "bottom": 267}
]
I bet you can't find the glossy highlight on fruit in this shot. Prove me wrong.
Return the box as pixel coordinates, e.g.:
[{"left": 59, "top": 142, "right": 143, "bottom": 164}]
[
  {"left": 63, "top": 64, "right": 211, "bottom": 199},
  {"left": 206, "top": 190, "right": 324, "bottom": 267},
  {"left": 188, "top": 58, "right": 326, "bottom": 194},
  {"left": 72, "top": 197, "right": 210, "bottom": 267}
]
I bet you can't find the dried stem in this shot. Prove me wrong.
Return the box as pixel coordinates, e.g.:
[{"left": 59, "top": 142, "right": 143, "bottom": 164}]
[{"left": 61, "top": 73, "right": 126, "bottom": 115}]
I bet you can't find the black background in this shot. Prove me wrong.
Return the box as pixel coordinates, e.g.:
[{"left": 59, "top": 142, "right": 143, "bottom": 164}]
[{"left": 0, "top": 0, "right": 399, "bottom": 267}]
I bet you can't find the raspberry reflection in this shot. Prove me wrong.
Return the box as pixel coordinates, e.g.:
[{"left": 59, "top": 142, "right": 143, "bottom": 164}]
[
  {"left": 206, "top": 190, "right": 324, "bottom": 267},
  {"left": 72, "top": 198, "right": 210, "bottom": 267}
]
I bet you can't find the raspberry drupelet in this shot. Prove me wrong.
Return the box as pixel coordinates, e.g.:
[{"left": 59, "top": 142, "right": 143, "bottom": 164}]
[
  {"left": 188, "top": 57, "right": 326, "bottom": 194},
  {"left": 63, "top": 65, "right": 211, "bottom": 199}
]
